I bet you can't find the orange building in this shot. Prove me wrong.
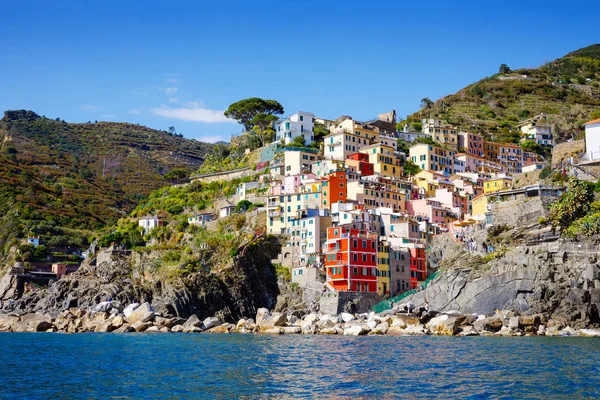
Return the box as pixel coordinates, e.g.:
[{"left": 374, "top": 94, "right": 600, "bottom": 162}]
[
  {"left": 322, "top": 170, "right": 347, "bottom": 209},
  {"left": 324, "top": 227, "right": 378, "bottom": 292}
]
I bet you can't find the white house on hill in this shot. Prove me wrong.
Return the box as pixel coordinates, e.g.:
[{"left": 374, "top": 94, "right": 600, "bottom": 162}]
[
  {"left": 275, "top": 111, "right": 315, "bottom": 145},
  {"left": 583, "top": 118, "right": 600, "bottom": 162}
]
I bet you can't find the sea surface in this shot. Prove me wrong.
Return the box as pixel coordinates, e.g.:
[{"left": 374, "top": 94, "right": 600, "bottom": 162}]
[{"left": 0, "top": 333, "right": 599, "bottom": 399}]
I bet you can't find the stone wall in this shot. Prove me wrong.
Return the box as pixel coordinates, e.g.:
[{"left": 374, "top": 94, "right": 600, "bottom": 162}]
[
  {"left": 490, "top": 197, "right": 554, "bottom": 228},
  {"left": 190, "top": 167, "right": 254, "bottom": 184},
  {"left": 552, "top": 140, "right": 584, "bottom": 168},
  {"left": 513, "top": 170, "right": 543, "bottom": 189},
  {"left": 319, "top": 291, "right": 382, "bottom": 315}
]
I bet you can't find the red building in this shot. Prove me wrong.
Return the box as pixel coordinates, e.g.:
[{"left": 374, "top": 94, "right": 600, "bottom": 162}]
[
  {"left": 407, "top": 245, "right": 427, "bottom": 289},
  {"left": 324, "top": 226, "right": 378, "bottom": 292},
  {"left": 345, "top": 152, "right": 374, "bottom": 176}
]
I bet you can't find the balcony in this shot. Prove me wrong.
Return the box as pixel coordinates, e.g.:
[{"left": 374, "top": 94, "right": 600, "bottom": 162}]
[{"left": 267, "top": 209, "right": 281, "bottom": 217}]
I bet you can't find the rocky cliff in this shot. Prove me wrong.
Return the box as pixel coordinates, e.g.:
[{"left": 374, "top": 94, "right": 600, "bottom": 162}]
[
  {"left": 404, "top": 206, "right": 600, "bottom": 329},
  {"left": 0, "top": 237, "right": 281, "bottom": 323}
]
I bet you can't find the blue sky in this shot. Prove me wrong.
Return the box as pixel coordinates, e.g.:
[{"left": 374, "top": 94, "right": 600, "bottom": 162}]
[{"left": 0, "top": 1, "right": 597, "bottom": 143}]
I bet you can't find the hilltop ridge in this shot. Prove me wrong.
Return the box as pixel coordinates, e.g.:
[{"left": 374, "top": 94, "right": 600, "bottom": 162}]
[{"left": 405, "top": 43, "right": 600, "bottom": 143}]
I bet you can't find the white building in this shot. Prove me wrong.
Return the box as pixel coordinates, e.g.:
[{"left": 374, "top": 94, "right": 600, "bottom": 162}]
[
  {"left": 188, "top": 213, "right": 214, "bottom": 226},
  {"left": 288, "top": 209, "right": 331, "bottom": 264},
  {"left": 323, "top": 131, "right": 372, "bottom": 161},
  {"left": 275, "top": 111, "right": 315, "bottom": 145},
  {"left": 220, "top": 200, "right": 236, "bottom": 218},
  {"left": 236, "top": 181, "right": 260, "bottom": 200},
  {"left": 583, "top": 118, "right": 600, "bottom": 162},
  {"left": 283, "top": 149, "right": 319, "bottom": 176},
  {"left": 139, "top": 216, "right": 162, "bottom": 235},
  {"left": 519, "top": 113, "right": 553, "bottom": 146}
]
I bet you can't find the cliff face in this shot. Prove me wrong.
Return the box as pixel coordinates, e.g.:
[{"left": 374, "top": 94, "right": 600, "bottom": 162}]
[
  {"left": 0, "top": 237, "right": 280, "bottom": 322},
  {"left": 404, "top": 203, "right": 600, "bottom": 329}
]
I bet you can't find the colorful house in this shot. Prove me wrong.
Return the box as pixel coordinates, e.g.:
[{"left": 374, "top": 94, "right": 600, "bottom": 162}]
[
  {"left": 324, "top": 226, "right": 378, "bottom": 292},
  {"left": 483, "top": 177, "right": 512, "bottom": 193}
]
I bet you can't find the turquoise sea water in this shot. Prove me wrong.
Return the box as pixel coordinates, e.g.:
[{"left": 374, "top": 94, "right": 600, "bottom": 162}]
[{"left": 0, "top": 333, "right": 599, "bottom": 399}]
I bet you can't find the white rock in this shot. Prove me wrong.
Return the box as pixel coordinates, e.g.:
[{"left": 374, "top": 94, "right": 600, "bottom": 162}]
[
  {"left": 127, "top": 302, "right": 154, "bottom": 324},
  {"left": 341, "top": 313, "right": 355, "bottom": 322},
  {"left": 580, "top": 329, "right": 600, "bottom": 337},
  {"left": 145, "top": 326, "right": 160, "bottom": 333},
  {"left": 343, "top": 324, "right": 369, "bottom": 336},
  {"left": 123, "top": 303, "right": 140, "bottom": 318},
  {"left": 508, "top": 316, "right": 520, "bottom": 330}
]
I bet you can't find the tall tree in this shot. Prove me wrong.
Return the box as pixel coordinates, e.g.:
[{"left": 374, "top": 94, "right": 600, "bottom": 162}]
[
  {"left": 420, "top": 98, "right": 433, "bottom": 110},
  {"left": 499, "top": 64, "right": 512, "bottom": 74},
  {"left": 250, "top": 113, "right": 278, "bottom": 147},
  {"left": 224, "top": 97, "right": 284, "bottom": 131}
]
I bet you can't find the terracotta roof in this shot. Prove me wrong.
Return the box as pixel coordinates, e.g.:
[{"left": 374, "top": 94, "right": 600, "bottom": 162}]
[{"left": 584, "top": 118, "right": 600, "bottom": 126}]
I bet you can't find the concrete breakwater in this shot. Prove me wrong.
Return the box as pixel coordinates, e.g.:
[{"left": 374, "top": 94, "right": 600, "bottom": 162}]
[{"left": 2, "top": 301, "right": 600, "bottom": 337}]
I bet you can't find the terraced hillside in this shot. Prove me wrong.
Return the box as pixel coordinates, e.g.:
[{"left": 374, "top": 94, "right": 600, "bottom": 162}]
[
  {"left": 406, "top": 44, "right": 600, "bottom": 143},
  {"left": 0, "top": 110, "right": 213, "bottom": 258}
]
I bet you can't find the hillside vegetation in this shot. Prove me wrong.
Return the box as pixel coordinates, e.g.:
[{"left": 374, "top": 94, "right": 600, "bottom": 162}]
[
  {"left": 405, "top": 44, "right": 600, "bottom": 143},
  {"left": 0, "top": 110, "right": 213, "bottom": 261}
]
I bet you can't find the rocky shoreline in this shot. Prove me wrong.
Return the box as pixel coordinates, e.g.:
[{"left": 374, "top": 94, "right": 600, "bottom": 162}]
[{"left": 2, "top": 301, "right": 600, "bottom": 337}]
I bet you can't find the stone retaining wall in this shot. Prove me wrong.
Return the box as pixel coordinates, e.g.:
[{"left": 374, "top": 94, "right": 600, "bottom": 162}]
[
  {"left": 490, "top": 196, "right": 554, "bottom": 227},
  {"left": 552, "top": 140, "right": 584, "bottom": 168},
  {"left": 320, "top": 291, "right": 382, "bottom": 315},
  {"left": 190, "top": 167, "right": 254, "bottom": 184}
]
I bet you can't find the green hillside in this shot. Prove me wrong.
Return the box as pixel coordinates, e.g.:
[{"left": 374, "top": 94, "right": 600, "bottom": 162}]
[
  {"left": 406, "top": 44, "right": 600, "bottom": 143},
  {"left": 0, "top": 110, "right": 213, "bottom": 257}
]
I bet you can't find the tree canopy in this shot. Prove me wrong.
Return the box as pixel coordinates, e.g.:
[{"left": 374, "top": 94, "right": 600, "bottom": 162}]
[
  {"left": 250, "top": 113, "right": 279, "bottom": 146},
  {"left": 499, "top": 64, "right": 512, "bottom": 74},
  {"left": 224, "top": 98, "right": 284, "bottom": 131}
]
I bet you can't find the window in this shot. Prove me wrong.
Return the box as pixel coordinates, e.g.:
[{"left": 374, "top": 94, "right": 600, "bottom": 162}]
[
  {"left": 353, "top": 267, "right": 358, "bottom": 276},
  {"left": 363, "top": 240, "right": 367, "bottom": 248},
  {"left": 362, "top": 254, "right": 367, "bottom": 262},
  {"left": 353, "top": 253, "right": 358, "bottom": 261}
]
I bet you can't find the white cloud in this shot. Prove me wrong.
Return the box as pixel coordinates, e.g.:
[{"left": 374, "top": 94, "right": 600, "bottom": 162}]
[
  {"left": 81, "top": 105, "right": 100, "bottom": 111},
  {"left": 165, "top": 78, "right": 180, "bottom": 84},
  {"left": 168, "top": 97, "right": 180, "bottom": 103},
  {"left": 128, "top": 109, "right": 140, "bottom": 115},
  {"left": 186, "top": 100, "right": 205, "bottom": 108},
  {"left": 160, "top": 86, "right": 178, "bottom": 95},
  {"left": 152, "top": 105, "right": 234, "bottom": 123}
]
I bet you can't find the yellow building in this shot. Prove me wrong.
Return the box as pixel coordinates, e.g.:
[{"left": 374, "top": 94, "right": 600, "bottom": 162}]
[
  {"left": 483, "top": 177, "right": 512, "bottom": 193},
  {"left": 359, "top": 143, "right": 402, "bottom": 179},
  {"left": 422, "top": 119, "right": 459, "bottom": 150},
  {"left": 471, "top": 194, "right": 488, "bottom": 220},
  {"left": 377, "top": 241, "right": 391, "bottom": 296},
  {"left": 409, "top": 143, "right": 455, "bottom": 176}
]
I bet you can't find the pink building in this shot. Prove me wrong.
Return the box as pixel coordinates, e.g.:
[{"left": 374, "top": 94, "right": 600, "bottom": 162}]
[
  {"left": 406, "top": 199, "right": 454, "bottom": 226},
  {"left": 52, "top": 263, "right": 67, "bottom": 278},
  {"left": 458, "top": 131, "right": 485, "bottom": 157}
]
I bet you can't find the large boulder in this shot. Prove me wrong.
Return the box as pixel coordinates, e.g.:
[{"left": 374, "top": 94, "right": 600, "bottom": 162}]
[
  {"left": 13, "top": 314, "right": 53, "bottom": 332},
  {"left": 343, "top": 324, "right": 369, "bottom": 336},
  {"left": 341, "top": 312, "right": 355, "bottom": 322},
  {"left": 426, "top": 314, "right": 459, "bottom": 335},
  {"left": 473, "top": 316, "right": 503, "bottom": 332},
  {"left": 182, "top": 314, "right": 203, "bottom": 329},
  {"left": 257, "top": 311, "right": 287, "bottom": 331},
  {"left": 131, "top": 321, "right": 153, "bottom": 332},
  {"left": 0, "top": 314, "right": 20, "bottom": 332},
  {"left": 202, "top": 317, "right": 221, "bottom": 330},
  {"left": 126, "top": 302, "right": 154, "bottom": 325},
  {"left": 123, "top": 303, "right": 140, "bottom": 318}
]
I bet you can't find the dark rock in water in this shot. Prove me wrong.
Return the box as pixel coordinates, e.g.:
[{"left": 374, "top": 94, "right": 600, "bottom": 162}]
[{"left": 1, "top": 236, "right": 281, "bottom": 323}]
